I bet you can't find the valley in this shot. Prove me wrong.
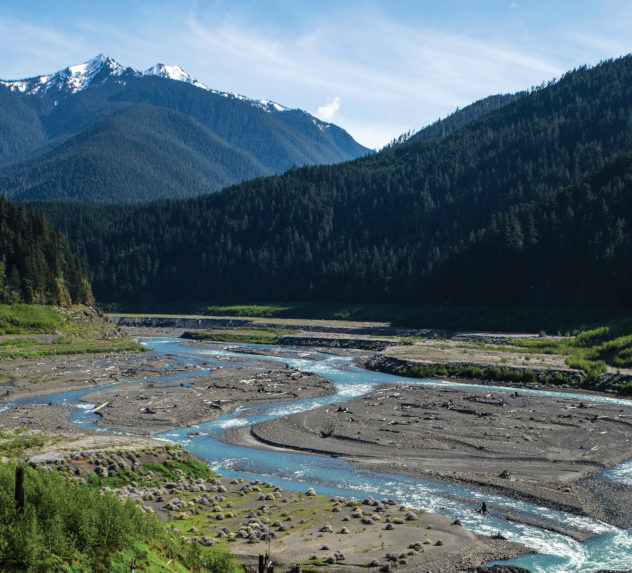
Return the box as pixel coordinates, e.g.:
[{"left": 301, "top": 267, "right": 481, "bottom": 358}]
[
  {"left": 3, "top": 313, "right": 632, "bottom": 571},
  {"left": 1, "top": 40, "right": 632, "bottom": 573}
]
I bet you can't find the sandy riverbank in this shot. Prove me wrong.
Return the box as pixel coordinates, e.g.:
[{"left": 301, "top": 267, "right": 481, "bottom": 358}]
[
  {"left": 0, "top": 333, "right": 534, "bottom": 571},
  {"left": 3, "top": 430, "right": 526, "bottom": 573},
  {"left": 224, "top": 383, "right": 632, "bottom": 534}
]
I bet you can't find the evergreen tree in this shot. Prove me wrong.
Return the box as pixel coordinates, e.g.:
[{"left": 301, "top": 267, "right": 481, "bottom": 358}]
[{"left": 0, "top": 197, "right": 93, "bottom": 305}]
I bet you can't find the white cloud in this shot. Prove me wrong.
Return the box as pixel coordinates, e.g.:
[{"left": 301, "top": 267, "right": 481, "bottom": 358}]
[{"left": 316, "top": 97, "right": 341, "bottom": 121}]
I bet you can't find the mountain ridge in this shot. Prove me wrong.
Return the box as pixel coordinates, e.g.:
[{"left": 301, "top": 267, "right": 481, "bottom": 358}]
[{"left": 0, "top": 53, "right": 289, "bottom": 112}]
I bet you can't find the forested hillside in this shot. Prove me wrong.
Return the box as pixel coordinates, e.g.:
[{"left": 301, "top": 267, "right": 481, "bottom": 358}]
[
  {"left": 0, "top": 198, "right": 92, "bottom": 305},
  {"left": 386, "top": 91, "right": 527, "bottom": 148},
  {"left": 37, "top": 56, "right": 632, "bottom": 308}
]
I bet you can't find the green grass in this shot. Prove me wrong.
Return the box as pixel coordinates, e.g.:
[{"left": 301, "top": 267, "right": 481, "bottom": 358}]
[
  {"left": 510, "top": 317, "right": 632, "bottom": 383},
  {"left": 0, "top": 429, "right": 54, "bottom": 457},
  {"left": 400, "top": 363, "right": 550, "bottom": 386},
  {"left": 0, "top": 304, "right": 63, "bottom": 334},
  {"left": 84, "top": 454, "right": 215, "bottom": 489},
  {"left": 85, "top": 468, "right": 140, "bottom": 489},
  {"left": 0, "top": 342, "right": 144, "bottom": 360},
  {"left": 143, "top": 459, "right": 214, "bottom": 481},
  {"left": 0, "top": 435, "right": 47, "bottom": 456},
  {"left": 0, "top": 337, "right": 39, "bottom": 346},
  {"left": 619, "top": 381, "right": 632, "bottom": 396},
  {"left": 204, "top": 304, "right": 296, "bottom": 318},
  {"left": 0, "top": 304, "right": 145, "bottom": 359}
]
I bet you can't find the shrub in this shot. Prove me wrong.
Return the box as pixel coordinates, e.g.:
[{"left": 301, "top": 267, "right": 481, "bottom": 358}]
[
  {"left": 0, "top": 463, "right": 158, "bottom": 569},
  {"left": 0, "top": 463, "right": 238, "bottom": 572}
]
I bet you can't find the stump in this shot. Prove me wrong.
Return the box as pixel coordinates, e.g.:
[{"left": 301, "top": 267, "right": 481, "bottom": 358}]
[{"left": 15, "top": 466, "right": 25, "bottom": 513}]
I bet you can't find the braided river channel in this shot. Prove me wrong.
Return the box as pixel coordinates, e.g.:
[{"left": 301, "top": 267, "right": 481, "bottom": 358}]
[{"left": 9, "top": 337, "right": 632, "bottom": 571}]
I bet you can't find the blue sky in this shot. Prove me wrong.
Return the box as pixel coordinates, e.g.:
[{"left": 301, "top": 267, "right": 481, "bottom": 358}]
[{"left": 1, "top": 0, "right": 631, "bottom": 148}]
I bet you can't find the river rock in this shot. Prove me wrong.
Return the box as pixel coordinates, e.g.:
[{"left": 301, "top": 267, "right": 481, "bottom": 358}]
[{"left": 474, "top": 566, "right": 532, "bottom": 573}]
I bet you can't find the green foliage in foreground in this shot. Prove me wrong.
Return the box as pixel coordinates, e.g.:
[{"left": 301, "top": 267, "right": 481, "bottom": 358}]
[{"left": 0, "top": 463, "right": 239, "bottom": 572}]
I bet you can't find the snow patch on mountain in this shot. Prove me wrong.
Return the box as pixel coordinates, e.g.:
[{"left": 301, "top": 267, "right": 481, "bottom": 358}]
[
  {"left": 311, "top": 117, "right": 331, "bottom": 132},
  {"left": 142, "top": 63, "right": 209, "bottom": 91},
  {"left": 256, "top": 99, "right": 288, "bottom": 112}
]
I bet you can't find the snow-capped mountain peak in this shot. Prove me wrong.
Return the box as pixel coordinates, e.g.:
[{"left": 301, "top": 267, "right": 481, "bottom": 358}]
[
  {"left": 61, "top": 53, "right": 125, "bottom": 91},
  {"left": 0, "top": 54, "right": 290, "bottom": 113},
  {"left": 71, "top": 53, "right": 120, "bottom": 75},
  {"left": 142, "top": 63, "right": 209, "bottom": 90},
  {"left": 0, "top": 53, "right": 126, "bottom": 95}
]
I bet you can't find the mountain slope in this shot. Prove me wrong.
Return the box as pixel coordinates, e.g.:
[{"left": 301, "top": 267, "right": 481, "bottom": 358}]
[
  {"left": 384, "top": 92, "right": 527, "bottom": 149},
  {"left": 0, "top": 87, "right": 47, "bottom": 164},
  {"left": 0, "top": 104, "right": 268, "bottom": 202},
  {"left": 110, "top": 76, "right": 366, "bottom": 173},
  {"left": 426, "top": 152, "right": 632, "bottom": 305},
  {"left": 38, "top": 56, "right": 632, "bottom": 307},
  {"left": 0, "top": 55, "right": 369, "bottom": 202},
  {"left": 408, "top": 91, "right": 528, "bottom": 145}
]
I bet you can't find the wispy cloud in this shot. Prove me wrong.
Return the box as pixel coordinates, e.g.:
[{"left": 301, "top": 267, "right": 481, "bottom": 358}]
[{"left": 0, "top": 16, "right": 92, "bottom": 78}]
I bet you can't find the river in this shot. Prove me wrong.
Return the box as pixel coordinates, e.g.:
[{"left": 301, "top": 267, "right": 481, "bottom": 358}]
[{"left": 8, "top": 337, "right": 632, "bottom": 572}]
